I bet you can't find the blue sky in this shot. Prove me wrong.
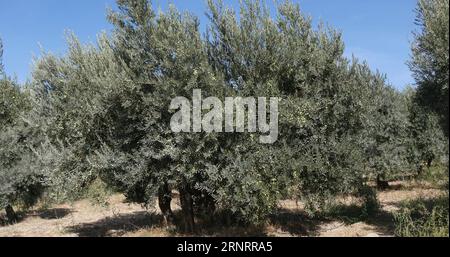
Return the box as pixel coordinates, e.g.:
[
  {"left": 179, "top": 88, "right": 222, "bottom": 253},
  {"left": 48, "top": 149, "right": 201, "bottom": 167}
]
[{"left": 0, "top": 0, "right": 418, "bottom": 89}]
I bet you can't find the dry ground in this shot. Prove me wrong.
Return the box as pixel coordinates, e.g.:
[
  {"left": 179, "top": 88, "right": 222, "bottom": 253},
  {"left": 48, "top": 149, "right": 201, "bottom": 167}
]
[{"left": 0, "top": 180, "right": 446, "bottom": 237}]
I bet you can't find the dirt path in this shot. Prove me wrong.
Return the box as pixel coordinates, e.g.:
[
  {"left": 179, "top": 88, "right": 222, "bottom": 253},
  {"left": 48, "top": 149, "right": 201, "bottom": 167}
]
[{"left": 0, "top": 181, "right": 445, "bottom": 237}]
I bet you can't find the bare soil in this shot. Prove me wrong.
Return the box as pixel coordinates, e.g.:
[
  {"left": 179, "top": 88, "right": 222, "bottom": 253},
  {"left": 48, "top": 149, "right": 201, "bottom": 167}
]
[{"left": 0, "top": 181, "right": 445, "bottom": 237}]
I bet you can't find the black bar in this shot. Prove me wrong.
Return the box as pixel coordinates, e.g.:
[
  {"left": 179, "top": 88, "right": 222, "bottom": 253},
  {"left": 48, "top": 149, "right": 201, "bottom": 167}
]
[{"left": 1, "top": 237, "right": 448, "bottom": 256}]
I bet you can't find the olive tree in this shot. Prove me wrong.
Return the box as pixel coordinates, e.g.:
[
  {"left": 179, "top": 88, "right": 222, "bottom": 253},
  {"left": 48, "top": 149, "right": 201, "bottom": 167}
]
[
  {"left": 30, "top": 0, "right": 420, "bottom": 231},
  {"left": 409, "top": 0, "right": 449, "bottom": 137},
  {"left": 0, "top": 38, "right": 48, "bottom": 223},
  {"left": 30, "top": 1, "right": 228, "bottom": 232}
]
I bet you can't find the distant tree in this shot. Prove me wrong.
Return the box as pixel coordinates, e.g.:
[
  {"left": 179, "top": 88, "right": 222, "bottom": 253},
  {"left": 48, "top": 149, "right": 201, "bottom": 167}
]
[
  {"left": 409, "top": 0, "right": 449, "bottom": 137},
  {"left": 404, "top": 87, "right": 448, "bottom": 175},
  {"left": 361, "top": 76, "right": 412, "bottom": 189}
]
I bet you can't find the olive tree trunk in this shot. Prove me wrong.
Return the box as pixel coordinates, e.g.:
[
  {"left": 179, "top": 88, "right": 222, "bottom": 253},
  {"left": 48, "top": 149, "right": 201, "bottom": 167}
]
[
  {"left": 376, "top": 174, "right": 390, "bottom": 190},
  {"left": 179, "top": 181, "right": 195, "bottom": 233},
  {"left": 158, "top": 183, "right": 174, "bottom": 227},
  {"left": 5, "top": 205, "right": 18, "bottom": 223}
]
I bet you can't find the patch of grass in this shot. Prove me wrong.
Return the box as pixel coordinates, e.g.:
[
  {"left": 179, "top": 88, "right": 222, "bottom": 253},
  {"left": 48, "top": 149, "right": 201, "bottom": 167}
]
[
  {"left": 394, "top": 195, "right": 449, "bottom": 237},
  {"left": 417, "top": 164, "right": 449, "bottom": 189}
]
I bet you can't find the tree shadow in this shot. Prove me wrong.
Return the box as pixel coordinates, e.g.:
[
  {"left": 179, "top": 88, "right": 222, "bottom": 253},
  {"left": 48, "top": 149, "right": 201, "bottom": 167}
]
[
  {"left": 323, "top": 203, "right": 396, "bottom": 236},
  {"left": 67, "top": 209, "right": 262, "bottom": 237},
  {"left": 324, "top": 204, "right": 367, "bottom": 224},
  {"left": 65, "top": 196, "right": 429, "bottom": 237},
  {"left": 0, "top": 208, "right": 30, "bottom": 226},
  {"left": 268, "top": 206, "right": 394, "bottom": 237},
  {"left": 67, "top": 211, "right": 164, "bottom": 237},
  {"left": 268, "top": 208, "right": 322, "bottom": 236},
  {"left": 1, "top": 207, "right": 73, "bottom": 227},
  {"left": 167, "top": 210, "right": 267, "bottom": 237},
  {"left": 34, "top": 208, "right": 73, "bottom": 220},
  {"left": 0, "top": 214, "right": 24, "bottom": 227},
  {"left": 365, "top": 210, "right": 396, "bottom": 235}
]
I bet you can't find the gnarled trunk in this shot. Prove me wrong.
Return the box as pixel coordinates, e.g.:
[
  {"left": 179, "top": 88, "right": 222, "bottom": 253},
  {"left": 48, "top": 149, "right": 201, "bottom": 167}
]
[
  {"left": 427, "top": 157, "right": 434, "bottom": 168},
  {"left": 5, "top": 204, "right": 18, "bottom": 223},
  {"left": 158, "top": 183, "right": 174, "bottom": 227},
  {"left": 193, "top": 191, "right": 216, "bottom": 224},
  {"left": 376, "top": 174, "right": 390, "bottom": 190},
  {"left": 417, "top": 164, "right": 424, "bottom": 177},
  {"left": 179, "top": 181, "right": 195, "bottom": 233}
]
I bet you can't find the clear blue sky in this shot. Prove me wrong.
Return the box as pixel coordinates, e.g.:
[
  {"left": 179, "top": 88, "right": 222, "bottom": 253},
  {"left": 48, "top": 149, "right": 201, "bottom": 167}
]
[{"left": 0, "top": 0, "right": 418, "bottom": 89}]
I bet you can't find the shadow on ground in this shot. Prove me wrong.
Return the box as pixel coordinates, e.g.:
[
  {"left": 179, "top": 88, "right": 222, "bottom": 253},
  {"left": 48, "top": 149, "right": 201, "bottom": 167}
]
[
  {"left": 64, "top": 205, "right": 398, "bottom": 237},
  {"left": 265, "top": 198, "right": 399, "bottom": 237},
  {"left": 1, "top": 207, "right": 73, "bottom": 227},
  {"left": 68, "top": 209, "right": 270, "bottom": 237},
  {"left": 35, "top": 208, "right": 73, "bottom": 220},
  {"left": 0, "top": 214, "right": 24, "bottom": 227},
  {"left": 67, "top": 211, "right": 164, "bottom": 237},
  {"left": 268, "top": 209, "right": 322, "bottom": 236},
  {"left": 322, "top": 203, "right": 396, "bottom": 236}
]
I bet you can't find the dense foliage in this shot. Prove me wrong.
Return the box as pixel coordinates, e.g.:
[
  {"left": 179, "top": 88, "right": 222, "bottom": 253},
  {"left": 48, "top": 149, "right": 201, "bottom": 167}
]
[
  {"left": 0, "top": 38, "right": 48, "bottom": 222},
  {"left": 0, "top": 0, "right": 448, "bottom": 232},
  {"left": 400, "top": 0, "right": 449, "bottom": 237},
  {"left": 409, "top": 0, "right": 449, "bottom": 137},
  {"left": 407, "top": 0, "right": 449, "bottom": 182}
]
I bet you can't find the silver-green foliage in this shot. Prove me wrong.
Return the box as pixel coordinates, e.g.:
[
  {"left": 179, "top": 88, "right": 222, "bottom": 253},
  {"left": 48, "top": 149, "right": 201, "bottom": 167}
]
[
  {"left": 409, "top": 0, "right": 449, "bottom": 136},
  {"left": 25, "top": 0, "right": 440, "bottom": 228},
  {"left": 0, "top": 39, "right": 48, "bottom": 220}
]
